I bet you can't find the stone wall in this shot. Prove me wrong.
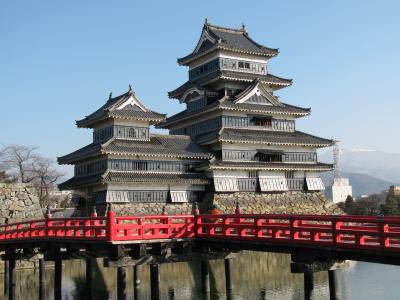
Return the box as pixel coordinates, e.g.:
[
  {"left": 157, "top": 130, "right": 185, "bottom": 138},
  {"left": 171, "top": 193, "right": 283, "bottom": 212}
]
[
  {"left": 201, "top": 191, "right": 343, "bottom": 215},
  {"left": 0, "top": 183, "right": 43, "bottom": 223},
  {"left": 97, "top": 202, "right": 194, "bottom": 216},
  {"left": 95, "top": 191, "right": 342, "bottom": 216}
]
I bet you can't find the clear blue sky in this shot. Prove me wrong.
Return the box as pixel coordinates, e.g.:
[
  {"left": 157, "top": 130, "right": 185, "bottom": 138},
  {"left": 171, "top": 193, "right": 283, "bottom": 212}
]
[{"left": 1, "top": 0, "right": 399, "bottom": 167}]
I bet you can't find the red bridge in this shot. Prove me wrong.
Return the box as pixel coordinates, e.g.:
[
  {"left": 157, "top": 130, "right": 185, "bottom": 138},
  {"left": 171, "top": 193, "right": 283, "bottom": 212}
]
[
  {"left": 2, "top": 209, "right": 400, "bottom": 254},
  {"left": 2, "top": 209, "right": 400, "bottom": 300}
]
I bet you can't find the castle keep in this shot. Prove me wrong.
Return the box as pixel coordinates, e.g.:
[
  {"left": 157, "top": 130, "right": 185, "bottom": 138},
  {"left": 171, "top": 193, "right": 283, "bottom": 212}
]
[{"left": 58, "top": 21, "right": 334, "bottom": 214}]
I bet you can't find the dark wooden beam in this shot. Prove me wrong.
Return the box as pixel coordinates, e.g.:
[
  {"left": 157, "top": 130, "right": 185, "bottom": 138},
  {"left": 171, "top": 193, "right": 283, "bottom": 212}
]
[
  {"left": 117, "top": 266, "right": 127, "bottom": 300},
  {"left": 328, "top": 269, "right": 339, "bottom": 300},
  {"left": 304, "top": 270, "right": 314, "bottom": 300},
  {"left": 3, "top": 260, "right": 8, "bottom": 297},
  {"left": 224, "top": 258, "right": 233, "bottom": 293},
  {"left": 133, "top": 264, "right": 141, "bottom": 300},
  {"left": 201, "top": 260, "right": 210, "bottom": 294},
  {"left": 150, "top": 264, "right": 160, "bottom": 300},
  {"left": 86, "top": 258, "right": 94, "bottom": 300},
  {"left": 39, "top": 257, "right": 45, "bottom": 300},
  {"left": 8, "top": 255, "right": 16, "bottom": 300},
  {"left": 54, "top": 255, "right": 62, "bottom": 300}
]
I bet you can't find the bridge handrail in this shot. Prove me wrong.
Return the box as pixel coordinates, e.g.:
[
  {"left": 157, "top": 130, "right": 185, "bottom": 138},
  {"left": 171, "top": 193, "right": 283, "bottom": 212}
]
[{"left": 1, "top": 212, "right": 400, "bottom": 253}]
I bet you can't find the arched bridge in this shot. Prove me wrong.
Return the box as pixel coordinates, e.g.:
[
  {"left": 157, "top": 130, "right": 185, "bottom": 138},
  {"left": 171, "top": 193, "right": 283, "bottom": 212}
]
[{"left": 2, "top": 209, "right": 400, "bottom": 300}]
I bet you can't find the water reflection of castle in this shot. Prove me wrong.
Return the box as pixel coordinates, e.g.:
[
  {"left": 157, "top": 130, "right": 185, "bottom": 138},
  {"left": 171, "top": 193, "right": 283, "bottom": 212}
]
[{"left": 58, "top": 21, "right": 334, "bottom": 212}]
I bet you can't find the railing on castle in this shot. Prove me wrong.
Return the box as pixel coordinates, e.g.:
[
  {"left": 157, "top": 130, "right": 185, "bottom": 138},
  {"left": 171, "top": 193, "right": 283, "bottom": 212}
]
[{"left": 1, "top": 209, "right": 400, "bottom": 253}]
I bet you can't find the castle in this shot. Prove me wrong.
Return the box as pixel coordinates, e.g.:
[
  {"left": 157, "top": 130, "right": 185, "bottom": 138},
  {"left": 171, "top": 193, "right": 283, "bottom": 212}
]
[{"left": 58, "top": 21, "right": 335, "bottom": 215}]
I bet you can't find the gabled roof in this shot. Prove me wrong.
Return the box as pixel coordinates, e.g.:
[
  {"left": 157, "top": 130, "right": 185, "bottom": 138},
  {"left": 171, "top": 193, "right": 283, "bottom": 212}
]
[
  {"left": 198, "top": 128, "right": 334, "bottom": 148},
  {"left": 76, "top": 87, "right": 165, "bottom": 128},
  {"left": 233, "top": 80, "right": 283, "bottom": 106},
  {"left": 177, "top": 21, "right": 279, "bottom": 66},
  {"left": 58, "top": 134, "right": 212, "bottom": 164},
  {"left": 168, "top": 70, "right": 292, "bottom": 99}
]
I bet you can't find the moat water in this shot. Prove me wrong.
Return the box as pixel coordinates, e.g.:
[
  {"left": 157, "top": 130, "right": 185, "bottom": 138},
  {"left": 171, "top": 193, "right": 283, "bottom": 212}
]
[{"left": 2, "top": 251, "right": 400, "bottom": 300}]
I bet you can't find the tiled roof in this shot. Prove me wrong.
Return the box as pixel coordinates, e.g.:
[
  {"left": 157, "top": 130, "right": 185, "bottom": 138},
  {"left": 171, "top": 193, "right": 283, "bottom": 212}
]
[
  {"left": 219, "top": 100, "right": 310, "bottom": 116},
  {"left": 58, "top": 135, "right": 212, "bottom": 164},
  {"left": 210, "top": 160, "right": 334, "bottom": 171},
  {"left": 58, "top": 174, "right": 103, "bottom": 190},
  {"left": 58, "top": 170, "right": 211, "bottom": 190},
  {"left": 158, "top": 99, "right": 309, "bottom": 129},
  {"left": 103, "top": 171, "right": 210, "bottom": 184},
  {"left": 168, "top": 71, "right": 292, "bottom": 99},
  {"left": 103, "top": 135, "right": 212, "bottom": 159},
  {"left": 177, "top": 22, "right": 279, "bottom": 65},
  {"left": 58, "top": 143, "right": 102, "bottom": 164},
  {"left": 76, "top": 89, "right": 165, "bottom": 128},
  {"left": 200, "top": 128, "right": 333, "bottom": 147}
]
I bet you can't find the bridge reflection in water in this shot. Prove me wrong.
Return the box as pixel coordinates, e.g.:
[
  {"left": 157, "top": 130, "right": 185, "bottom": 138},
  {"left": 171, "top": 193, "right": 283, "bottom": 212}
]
[{"left": 2, "top": 254, "right": 400, "bottom": 299}]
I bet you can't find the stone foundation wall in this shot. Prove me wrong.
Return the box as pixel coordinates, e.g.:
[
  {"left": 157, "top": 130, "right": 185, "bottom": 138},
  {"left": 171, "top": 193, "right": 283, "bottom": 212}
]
[
  {"left": 0, "top": 183, "right": 43, "bottom": 223},
  {"left": 95, "top": 191, "right": 342, "bottom": 216},
  {"left": 97, "top": 202, "right": 194, "bottom": 216},
  {"left": 201, "top": 191, "right": 343, "bottom": 215}
]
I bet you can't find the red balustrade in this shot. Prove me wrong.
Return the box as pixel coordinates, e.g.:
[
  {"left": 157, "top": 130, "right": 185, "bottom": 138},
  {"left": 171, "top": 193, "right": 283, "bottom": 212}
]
[
  {"left": 0, "top": 211, "right": 400, "bottom": 254},
  {"left": 196, "top": 214, "right": 400, "bottom": 252}
]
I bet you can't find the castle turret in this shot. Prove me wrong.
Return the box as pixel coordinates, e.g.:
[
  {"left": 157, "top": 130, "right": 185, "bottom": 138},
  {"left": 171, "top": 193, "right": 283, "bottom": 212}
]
[
  {"left": 58, "top": 87, "right": 211, "bottom": 211},
  {"left": 158, "top": 21, "right": 333, "bottom": 193}
]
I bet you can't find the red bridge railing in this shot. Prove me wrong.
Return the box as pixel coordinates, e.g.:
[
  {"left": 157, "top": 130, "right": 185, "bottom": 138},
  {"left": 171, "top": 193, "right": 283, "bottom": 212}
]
[
  {"left": 196, "top": 214, "right": 400, "bottom": 252},
  {"left": 1, "top": 209, "right": 400, "bottom": 254}
]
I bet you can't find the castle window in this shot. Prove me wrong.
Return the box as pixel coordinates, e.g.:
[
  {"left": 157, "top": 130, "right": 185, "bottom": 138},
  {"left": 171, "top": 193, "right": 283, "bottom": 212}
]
[
  {"left": 128, "top": 128, "right": 136, "bottom": 138},
  {"left": 253, "top": 117, "right": 272, "bottom": 127}
]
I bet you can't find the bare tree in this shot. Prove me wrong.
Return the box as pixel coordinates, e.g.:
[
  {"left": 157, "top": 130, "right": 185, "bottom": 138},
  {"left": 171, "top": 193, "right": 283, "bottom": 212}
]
[
  {"left": 0, "top": 144, "right": 38, "bottom": 183},
  {"left": 31, "top": 156, "right": 64, "bottom": 202}
]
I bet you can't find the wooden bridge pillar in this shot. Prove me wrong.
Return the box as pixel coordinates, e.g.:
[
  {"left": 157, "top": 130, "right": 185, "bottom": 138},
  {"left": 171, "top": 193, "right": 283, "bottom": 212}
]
[
  {"left": 4, "top": 260, "right": 9, "bottom": 296},
  {"left": 86, "top": 258, "right": 94, "bottom": 300},
  {"left": 224, "top": 258, "right": 233, "bottom": 293},
  {"left": 39, "top": 257, "right": 45, "bottom": 300},
  {"left": 150, "top": 264, "right": 160, "bottom": 300},
  {"left": 117, "top": 266, "right": 127, "bottom": 300},
  {"left": 8, "top": 255, "right": 16, "bottom": 300},
  {"left": 133, "top": 264, "right": 141, "bottom": 300},
  {"left": 201, "top": 260, "right": 210, "bottom": 294},
  {"left": 303, "top": 270, "right": 314, "bottom": 300},
  {"left": 328, "top": 270, "right": 339, "bottom": 300},
  {"left": 54, "top": 256, "right": 62, "bottom": 300}
]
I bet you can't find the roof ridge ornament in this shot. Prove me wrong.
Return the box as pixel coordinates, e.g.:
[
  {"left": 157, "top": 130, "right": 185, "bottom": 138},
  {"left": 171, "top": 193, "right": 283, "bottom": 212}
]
[
  {"left": 205, "top": 17, "right": 208, "bottom": 25},
  {"left": 108, "top": 92, "right": 112, "bottom": 100},
  {"left": 128, "top": 84, "right": 134, "bottom": 95}
]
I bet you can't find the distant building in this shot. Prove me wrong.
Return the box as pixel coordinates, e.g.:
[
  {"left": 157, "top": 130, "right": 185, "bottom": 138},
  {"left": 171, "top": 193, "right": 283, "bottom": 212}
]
[
  {"left": 326, "top": 142, "right": 352, "bottom": 203},
  {"left": 389, "top": 185, "right": 400, "bottom": 197}
]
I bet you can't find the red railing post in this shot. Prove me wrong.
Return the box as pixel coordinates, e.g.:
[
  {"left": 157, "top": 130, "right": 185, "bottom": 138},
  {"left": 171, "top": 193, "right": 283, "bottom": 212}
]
[
  {"left": 378, "top": 216, "right": 388, "bottom": 249},
  {"left": 235, "top": 202, "right": 241, "bottom": 214},
  {"left": 91, "top": 207, "right": 98, "bottom": 237},
  {"left": 45, "top": 206, "right": 52, "bottom": 238},
  {"left": 289, "top": 216, "right": 296, "bottom": 241},
  {"left": 107, "top": 204, "right": 115, "bottom": 242},
  {"left": 193, "top": 203, "right": 200, "bottom": 237},
  {"left": 4, "top": 218, "right": 10, "bottom": 240}
]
